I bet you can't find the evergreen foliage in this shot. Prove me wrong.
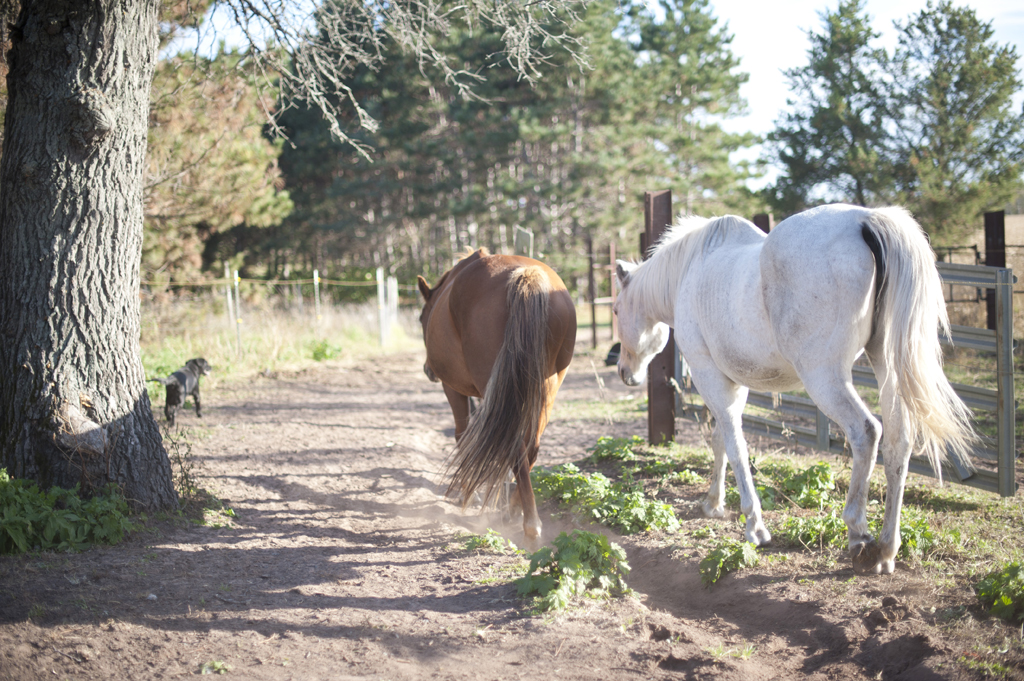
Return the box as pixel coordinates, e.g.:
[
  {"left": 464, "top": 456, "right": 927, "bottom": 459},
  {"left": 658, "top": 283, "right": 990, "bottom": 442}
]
[
  {"left": 766, "top": 0, "right": 890, "bottom": 212},
  {"left": 232, "top": 0, "right": 757, "bottom": 286},
  {"left": 145, "top": 50, "right": 293, "bottom": 281},
  {"left": 887, "top": 1, "right": 1024, "bottom": 242},
  {"left": 766, "top": 0, "right": 1024, "bottom": 241}
]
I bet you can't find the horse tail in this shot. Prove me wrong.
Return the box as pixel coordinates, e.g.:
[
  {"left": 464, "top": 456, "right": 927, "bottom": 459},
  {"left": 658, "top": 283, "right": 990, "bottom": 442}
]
[
  {"left": 445, "top": 266, "right": 552, "bottom": 508},
  {"left": 862, "top": 207, "right": 975, "bottom": 478}
]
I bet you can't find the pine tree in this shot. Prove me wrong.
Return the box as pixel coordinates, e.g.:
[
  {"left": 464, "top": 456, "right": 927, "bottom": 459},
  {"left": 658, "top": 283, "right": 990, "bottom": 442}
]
[
  {"left": 145, "top": 51, "right": 293, "bottom": 282},
  {"left": 887, "top": 1, "right": 1024, "bottom": 243},
  {"left": 765, "top": 0, "right": 890, "bottom": 213},
  {"left": 629, "top": 0, "right": 757, "bottom": 217}
]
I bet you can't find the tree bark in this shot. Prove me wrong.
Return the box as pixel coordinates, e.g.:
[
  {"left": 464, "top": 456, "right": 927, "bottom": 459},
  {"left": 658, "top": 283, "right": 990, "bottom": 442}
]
[{"left": 0, "top": 0, "right": 176, "bottom": 509}]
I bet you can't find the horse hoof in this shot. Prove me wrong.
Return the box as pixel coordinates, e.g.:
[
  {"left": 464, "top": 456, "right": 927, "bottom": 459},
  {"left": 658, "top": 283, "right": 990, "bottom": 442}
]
[
  {"left": 522, "top": 534, "right": 542, "bottom": 553},
  {"left": 701, "top": 501, "right": 726, "bottom": 519},
  {"left": 850, "top": 539, "right": 884, "bottom": 574},
  {"left": 746, "top": 523, "right": 771, "bottom": 547}
]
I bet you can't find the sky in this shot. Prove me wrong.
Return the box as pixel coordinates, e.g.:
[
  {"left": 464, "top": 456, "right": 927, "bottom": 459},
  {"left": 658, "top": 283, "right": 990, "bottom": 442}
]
[{"left": 707, "top": 0, "right": 1024, "bottom": 186}]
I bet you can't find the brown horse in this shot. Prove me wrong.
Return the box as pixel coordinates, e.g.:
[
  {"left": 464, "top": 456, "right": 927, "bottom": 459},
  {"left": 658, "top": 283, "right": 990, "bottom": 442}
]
[{"left": 417, "top": 249, "right": 576, "bottom": 547}]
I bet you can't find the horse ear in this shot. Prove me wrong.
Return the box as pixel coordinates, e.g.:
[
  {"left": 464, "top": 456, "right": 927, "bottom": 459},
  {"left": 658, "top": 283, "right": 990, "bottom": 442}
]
[
  {"left": 616, "top": 260, "right": 636, "bottom": 286},
  {"left": 417, "top": 275, "right": 432, "bottom": 301}
]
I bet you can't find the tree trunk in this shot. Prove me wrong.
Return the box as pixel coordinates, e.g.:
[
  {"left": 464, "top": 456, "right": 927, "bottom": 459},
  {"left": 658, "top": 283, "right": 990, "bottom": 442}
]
[{"left": 0, "top": 0, "right": 176, "bottom": 510}]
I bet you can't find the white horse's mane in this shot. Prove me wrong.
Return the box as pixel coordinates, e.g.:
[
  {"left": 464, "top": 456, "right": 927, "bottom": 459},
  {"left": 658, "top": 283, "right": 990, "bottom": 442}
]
[{"left": 629, "top": 214, "right": 761, "bottom": 295}]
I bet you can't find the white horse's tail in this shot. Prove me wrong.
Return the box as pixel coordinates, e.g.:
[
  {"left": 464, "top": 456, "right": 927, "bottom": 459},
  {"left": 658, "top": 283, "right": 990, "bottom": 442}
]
[{"left": 862, "top": 207, "right": 975, "bottom": 478}]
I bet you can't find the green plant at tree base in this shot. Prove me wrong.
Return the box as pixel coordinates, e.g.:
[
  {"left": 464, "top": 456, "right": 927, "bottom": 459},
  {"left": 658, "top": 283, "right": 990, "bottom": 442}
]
[
  {"left": 699, "top": 537, "right": 759, "bottom": 587},
  {"left": 0, "top": 469, "right": 135, "bottom": 554},
  {"left": 516, "top": 530, "right": 633, "bottom": 612},
  {"left": 531, "top": 463, "right": 679, "bottom": 534},
  {"left": 974, "top": 562, "right": 1024, "bottom": 622}
]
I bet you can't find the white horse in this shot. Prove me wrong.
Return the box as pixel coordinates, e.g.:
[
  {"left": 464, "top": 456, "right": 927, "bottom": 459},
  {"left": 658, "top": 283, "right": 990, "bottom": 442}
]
[{"left": 614, "top": 204, "right": 974, "bottom": 575}]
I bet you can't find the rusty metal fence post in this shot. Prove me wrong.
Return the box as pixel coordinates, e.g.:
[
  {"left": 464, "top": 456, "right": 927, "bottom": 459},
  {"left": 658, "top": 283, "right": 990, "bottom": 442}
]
[{"left": 644, "top": 190, "right": 675, "bottom": 444}]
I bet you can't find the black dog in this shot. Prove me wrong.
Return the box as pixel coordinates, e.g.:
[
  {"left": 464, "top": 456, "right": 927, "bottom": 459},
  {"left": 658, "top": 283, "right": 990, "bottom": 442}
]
[{"left": 149, "top": 358, "right": 212, "bottom": 427}]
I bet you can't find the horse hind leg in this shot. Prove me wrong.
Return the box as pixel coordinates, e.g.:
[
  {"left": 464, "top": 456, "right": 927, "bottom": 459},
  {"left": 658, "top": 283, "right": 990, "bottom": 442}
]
[
  {"left": 514, "top": 448, "right": 542, "bottom": 551},
  {"left": 799, "top": 369, "right": 884, "bottom": 573},
  {"left": 864, "top": 357, "right": 912, "bottom": 575}
]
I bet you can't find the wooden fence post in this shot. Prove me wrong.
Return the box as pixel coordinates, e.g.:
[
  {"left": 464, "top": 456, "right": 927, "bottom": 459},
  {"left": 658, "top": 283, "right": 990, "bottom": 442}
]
[
  {"left": 752, "top": 213, "right": 774, "bottom": 234},
  {"left": 985, "top": 211, "right": 1005, "bottom": 331},
  {"left": 645, "top": 190, "right": 675, "bottom": 444}
]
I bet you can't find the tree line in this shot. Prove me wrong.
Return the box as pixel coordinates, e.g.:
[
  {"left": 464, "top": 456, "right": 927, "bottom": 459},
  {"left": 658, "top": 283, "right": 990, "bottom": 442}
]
[
  {"left": 147, "top": 0, "right": 759, "bottom": 292},
  {"left": 147, "top": 0, "right": 1023, "bottom": 296}
]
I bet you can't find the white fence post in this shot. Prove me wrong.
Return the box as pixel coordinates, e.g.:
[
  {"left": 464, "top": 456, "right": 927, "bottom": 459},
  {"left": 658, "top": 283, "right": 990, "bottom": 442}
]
[
  {"left": 233, "top": 270, "right": 242, "bottom": 357},
  {"left": 387, "top": 276, "right": 398, "bottom": 336},
  {"left": 514, "top": 226, "right": 534, "bottom": 258},
  {"left": 223, "top": 262, "right": 234, "bottom": 329},
  {"left": 313, "top": 269, "right": 322, "bottom": 334},
  {"left": 377, "top": 267, "right": 388, "bottom": 347}
]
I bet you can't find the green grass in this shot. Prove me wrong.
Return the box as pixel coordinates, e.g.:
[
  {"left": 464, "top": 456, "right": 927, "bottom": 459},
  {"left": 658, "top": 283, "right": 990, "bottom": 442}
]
[{"left": 140, "top": 297, "right": 422, "bottom": 405}]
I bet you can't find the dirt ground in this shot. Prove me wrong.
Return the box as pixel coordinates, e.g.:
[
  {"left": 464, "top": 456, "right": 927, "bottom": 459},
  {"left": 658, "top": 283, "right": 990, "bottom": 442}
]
[{"left": 0, "top": 346, "right": 1015, "bottom": 680}]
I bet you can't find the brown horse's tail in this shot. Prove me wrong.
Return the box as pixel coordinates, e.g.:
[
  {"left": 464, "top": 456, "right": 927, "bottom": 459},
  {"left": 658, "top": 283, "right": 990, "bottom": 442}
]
[{"left": 445, "top": 266, "right": 552, "bottom": 509}]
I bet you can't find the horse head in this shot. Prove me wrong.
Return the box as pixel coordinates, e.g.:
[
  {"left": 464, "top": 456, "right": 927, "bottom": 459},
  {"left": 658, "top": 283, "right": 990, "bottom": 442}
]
[
  {"left": 417, "top": 275, "right": 442, "bottom": 382},
  {"left": 613, "top": 260, "right": 670, "bottom": 387}
]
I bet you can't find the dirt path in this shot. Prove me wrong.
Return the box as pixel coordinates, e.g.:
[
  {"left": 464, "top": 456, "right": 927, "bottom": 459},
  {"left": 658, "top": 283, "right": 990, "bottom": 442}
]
[{"left": 0, "top": 348, "right": 990, "bottom": 680}]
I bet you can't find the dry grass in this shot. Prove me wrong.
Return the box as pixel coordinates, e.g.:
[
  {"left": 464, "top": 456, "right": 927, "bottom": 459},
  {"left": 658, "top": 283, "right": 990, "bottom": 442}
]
[{"left": 140, "top": 292, "right": 423, "bottom": 404}]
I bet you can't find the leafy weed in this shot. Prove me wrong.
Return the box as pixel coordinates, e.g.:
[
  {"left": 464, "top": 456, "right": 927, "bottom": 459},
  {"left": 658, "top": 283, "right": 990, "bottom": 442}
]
[
  {"left": 532, "top": 463, "right": 679, "bottom": 534},
  {"left": 585, "top": 436, "right": 645, "bottom": 463},
  {"left": 974, "top": 562, "right": 1024, "bottom": 622},
  {"left": 515, "top": 530, "right": 633, "bottom": 612},
  {"left": 0, "top": 469, "right": 135, "bottom": 554},
  {"left": 699, "top": 537, "right": 759, "bottom": 587},
  {"left": 773, "top": 511, "right": 848, "bottom": 551},
  {"left": 462, "top": 528, "right": 519, "bottom": 554}
]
